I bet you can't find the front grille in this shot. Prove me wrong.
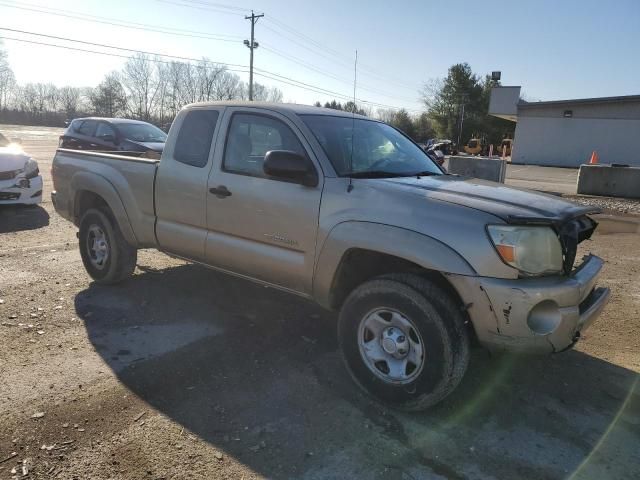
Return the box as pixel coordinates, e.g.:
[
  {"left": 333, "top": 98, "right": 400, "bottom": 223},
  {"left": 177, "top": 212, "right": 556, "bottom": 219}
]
[
  {"left": 0, "top": 192, "right": 20, "bottom": 201},
  {"left": 558, "top": 215, "right": 598, "bottom": 274},
  {"left": 0, "top": 170, "right": 20, "bottom": 181}
]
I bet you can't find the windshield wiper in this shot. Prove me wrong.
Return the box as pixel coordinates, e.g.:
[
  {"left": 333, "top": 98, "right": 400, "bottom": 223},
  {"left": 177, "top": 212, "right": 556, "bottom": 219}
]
[
  {"left": 347, "top": 170, "right": 408, "bottom": 178},
  {"left": 412, "top": 171, "right": 440, "bottom": 178}
]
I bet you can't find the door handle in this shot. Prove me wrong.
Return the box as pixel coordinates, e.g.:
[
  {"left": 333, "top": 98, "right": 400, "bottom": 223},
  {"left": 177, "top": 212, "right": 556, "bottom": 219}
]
[{"left": 209, "top": 185, "right": 232, "bottom": 198}]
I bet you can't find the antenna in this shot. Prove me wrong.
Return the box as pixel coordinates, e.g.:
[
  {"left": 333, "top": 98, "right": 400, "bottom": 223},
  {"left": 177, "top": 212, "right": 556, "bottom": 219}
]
[{"left": 347, "top": 49, "right": 357, "bottom": 193}]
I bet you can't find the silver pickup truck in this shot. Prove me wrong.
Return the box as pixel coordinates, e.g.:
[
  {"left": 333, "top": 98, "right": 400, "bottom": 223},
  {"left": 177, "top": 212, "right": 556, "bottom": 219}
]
[{"left": 52, "top": 102, "right": 610, "bottom": 410}]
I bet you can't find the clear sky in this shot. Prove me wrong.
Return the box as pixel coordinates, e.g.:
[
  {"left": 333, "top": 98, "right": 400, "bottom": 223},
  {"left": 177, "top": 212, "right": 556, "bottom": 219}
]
[{"left": 1, "top": 0, "right": 638, "bottom": 113}]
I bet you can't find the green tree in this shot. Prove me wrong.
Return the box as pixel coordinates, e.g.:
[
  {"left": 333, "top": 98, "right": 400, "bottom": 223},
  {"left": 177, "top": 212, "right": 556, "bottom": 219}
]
[
  {"left": 390, "top": 109, "right": 416, "bottom": 138},
  {"left": 423, "top": 63, "right": 483, "bottom": 143},
  {"left": 324, "top": 100, "right": 343, "bottom": 110},
  {"left": 413, "top": 112, "right": 435, "bottom": 142},
  {"left": 343, "top": 101, "right": 367, "bottom": 116},
  {"left": 423, "top": 63, "right": 514, "bottom": 146}
]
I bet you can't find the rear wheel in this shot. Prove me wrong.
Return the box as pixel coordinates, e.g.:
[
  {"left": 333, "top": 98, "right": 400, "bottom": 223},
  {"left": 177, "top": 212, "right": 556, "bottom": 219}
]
[
  {"left": 79, "top": 208, "right": 137, "bottom": 284},
  {"left": 338, "top": 275, "right": 470, "bottom": 411}
]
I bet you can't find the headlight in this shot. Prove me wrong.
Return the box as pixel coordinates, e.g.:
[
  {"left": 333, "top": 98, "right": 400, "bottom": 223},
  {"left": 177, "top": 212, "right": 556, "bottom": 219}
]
[
  {"left": 487, "top": 225, "right": 563, "bottom": 276},
  {"left": 22, "top": 158, "right": 40, "bottom": 179}
]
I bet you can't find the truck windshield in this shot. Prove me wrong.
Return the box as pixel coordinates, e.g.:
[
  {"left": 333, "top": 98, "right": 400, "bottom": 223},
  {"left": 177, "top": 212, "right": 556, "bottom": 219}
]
[
  {"left": 300, "top": 115, "right": 442, "bottom": 177},
  {"left": 117, "top": 123, "right": 167, "bottom": 143}
]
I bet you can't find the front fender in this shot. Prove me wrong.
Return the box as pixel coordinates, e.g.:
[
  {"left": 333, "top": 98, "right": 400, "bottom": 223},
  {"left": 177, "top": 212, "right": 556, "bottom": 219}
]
[
  {"left": 312, "top": 221, "right": 475, "bottom": 308},
  {"left": 70, "top": 171, "right": 138, "bottom": 246}
]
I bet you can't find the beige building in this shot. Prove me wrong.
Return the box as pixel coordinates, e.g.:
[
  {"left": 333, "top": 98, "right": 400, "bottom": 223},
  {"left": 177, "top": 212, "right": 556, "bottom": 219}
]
[{"left": 489, "top": 87, "right": 640, "bottom": 167}]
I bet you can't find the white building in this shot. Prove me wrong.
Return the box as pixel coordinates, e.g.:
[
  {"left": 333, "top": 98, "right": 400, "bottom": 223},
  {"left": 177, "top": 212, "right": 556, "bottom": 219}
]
[{"left": 489, "top": 87, "right": 640, "bottom": 167}]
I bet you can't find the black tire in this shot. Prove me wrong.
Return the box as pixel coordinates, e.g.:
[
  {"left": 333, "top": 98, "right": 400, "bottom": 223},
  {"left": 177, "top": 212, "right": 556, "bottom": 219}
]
[
  {"left": 78, "top": 208, "right": 137, "bottom": 285},
  {"left": 338, "top": 275, "right": 470, "bottom": 411}
]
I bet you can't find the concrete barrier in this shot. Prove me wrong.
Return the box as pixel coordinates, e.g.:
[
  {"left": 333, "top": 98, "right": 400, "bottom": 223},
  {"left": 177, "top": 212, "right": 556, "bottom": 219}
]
[
  {"left": 577, "top": 164, "right": 640, "bottom": 199},
  {"left": 447, "top": 156, "right": 507, "bottom": 183}
]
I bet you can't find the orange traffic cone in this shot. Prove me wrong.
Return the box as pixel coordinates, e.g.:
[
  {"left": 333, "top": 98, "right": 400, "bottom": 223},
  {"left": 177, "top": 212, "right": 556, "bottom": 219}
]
[{"left": 589, "top": 151, "right": 599, "bottom": 164}]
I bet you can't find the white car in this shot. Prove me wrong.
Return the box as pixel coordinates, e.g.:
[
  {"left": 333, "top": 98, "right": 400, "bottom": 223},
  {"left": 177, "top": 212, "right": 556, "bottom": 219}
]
[{"left": 0, "top": 133, "right": 43, "bottom": 205}]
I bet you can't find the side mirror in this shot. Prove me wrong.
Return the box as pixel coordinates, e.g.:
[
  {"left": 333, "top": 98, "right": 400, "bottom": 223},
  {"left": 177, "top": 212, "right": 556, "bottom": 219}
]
[
  {"left": 101, "top": 134, "right": 116, "bottom": 143},
  {"left": 263, "top": 150, "right": 318, "bottom": 187}
]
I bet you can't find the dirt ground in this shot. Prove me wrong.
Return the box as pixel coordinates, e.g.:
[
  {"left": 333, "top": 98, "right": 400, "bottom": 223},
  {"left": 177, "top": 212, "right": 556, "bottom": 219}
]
[{"left": 1, "top": 125, "right": 639, "bottom": 480}]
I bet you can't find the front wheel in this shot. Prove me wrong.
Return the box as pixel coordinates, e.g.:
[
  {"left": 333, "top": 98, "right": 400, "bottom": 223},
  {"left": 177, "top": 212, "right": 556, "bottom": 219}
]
[
  {"left": 78, "top": 208, "right": 137, "bottom": 284},
  {"left": 338, "top": 276, "right": 470, "bottom": 411}
]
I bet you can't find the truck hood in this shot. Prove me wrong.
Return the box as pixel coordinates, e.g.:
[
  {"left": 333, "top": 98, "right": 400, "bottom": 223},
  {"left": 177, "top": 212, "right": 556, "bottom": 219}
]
[
  {"left": 0, "top": 149, "right": 31, "bottom": 172},
  {"left": 379, "top": 175, "right": 599, "bottom": 224}
]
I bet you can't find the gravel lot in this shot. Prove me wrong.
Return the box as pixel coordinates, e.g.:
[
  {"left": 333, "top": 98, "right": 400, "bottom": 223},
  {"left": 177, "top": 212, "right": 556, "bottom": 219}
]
[{"left": 1, "top": 125, "right": 639, "bottom": 479}]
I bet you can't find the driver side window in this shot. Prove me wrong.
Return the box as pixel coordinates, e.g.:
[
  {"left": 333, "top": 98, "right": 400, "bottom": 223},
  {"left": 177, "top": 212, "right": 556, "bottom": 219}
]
[
  {"left": 223, "top": 113, "right": 306, "bottom": 178},
  {"left": 96, "top": 123, "right": 116, "bottom": 141}
]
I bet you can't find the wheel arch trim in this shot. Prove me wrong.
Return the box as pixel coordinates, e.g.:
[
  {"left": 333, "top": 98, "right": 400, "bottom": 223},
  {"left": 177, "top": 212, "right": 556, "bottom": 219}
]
[
  {"left": 70, "top": 171, "right": 138, "bottom": 246},
  {"left": 313, "top": 221, "right": 476, "bottom": 309}
]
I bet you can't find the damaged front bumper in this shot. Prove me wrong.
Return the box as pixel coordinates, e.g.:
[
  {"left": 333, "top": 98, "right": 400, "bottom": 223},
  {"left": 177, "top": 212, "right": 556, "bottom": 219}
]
[
  {"left": 0, "top": 175, "right": 43, "bottom": 205},
  {"left": 449, "top": 255, "right": 611, "bottom": 354}
]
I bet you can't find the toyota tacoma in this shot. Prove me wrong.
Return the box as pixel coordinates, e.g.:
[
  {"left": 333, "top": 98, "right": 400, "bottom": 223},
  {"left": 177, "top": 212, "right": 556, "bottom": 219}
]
[{"left": 51, "top": 102, "right": 610, "bottom": 410}]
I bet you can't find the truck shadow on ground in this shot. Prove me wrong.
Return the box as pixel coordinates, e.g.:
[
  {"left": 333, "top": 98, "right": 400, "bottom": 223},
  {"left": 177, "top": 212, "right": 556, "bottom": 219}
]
[
  {"left": 75, "top": 262, "right": 640, "bottom": 480},
  {"left": 0, "top": 204, "right": 49, "bottom": 233}
]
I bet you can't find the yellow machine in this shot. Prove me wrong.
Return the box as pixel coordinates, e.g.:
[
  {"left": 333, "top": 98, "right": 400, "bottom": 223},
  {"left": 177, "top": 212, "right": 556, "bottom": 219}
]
[
  {"left": 464, "top": 138, "right": 482, "bottom": 155},
  {"left": 497, "top": 138, "right": 513, "bottom": 157}
]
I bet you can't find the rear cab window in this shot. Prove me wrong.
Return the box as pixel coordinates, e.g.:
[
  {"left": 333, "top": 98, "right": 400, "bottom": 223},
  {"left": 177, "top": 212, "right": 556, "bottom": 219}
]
[{"left": 173, "top": 110, "right": 219, "bottom": 168}]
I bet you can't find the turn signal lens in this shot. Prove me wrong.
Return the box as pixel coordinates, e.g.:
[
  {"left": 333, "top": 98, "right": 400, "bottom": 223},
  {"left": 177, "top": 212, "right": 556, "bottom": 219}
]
[{"left": 495, "top": 244, "right": 516, "bottom": 263}]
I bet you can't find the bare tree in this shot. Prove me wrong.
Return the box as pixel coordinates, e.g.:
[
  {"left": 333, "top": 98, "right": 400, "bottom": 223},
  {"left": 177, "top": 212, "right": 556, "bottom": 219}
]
[
  {"left": 196, "top": 59, "right": 225, "bottom": 102},
  {"left": 121, "top": 53, "right": 161, "bottom": 120},
  {"left": 0, "top": 46, "right": 286, "bottom": 126},
  {"left": 20, "top": 84, "right": 41, "bottom": 117},
  {"left": 376, "top": 108, "right": 397, "bottom": 123},
  {"left": 44, "top": 83, "right": 60, "bottom": 113},
  {"left": 214, "top": 70, "right": 243, "bottom": 100},
  {"left": 0, "top": 41, "right": 16, "bottom": 111},
  {"left": 59, "top": 86, "right": 82, "bottom": 118}
]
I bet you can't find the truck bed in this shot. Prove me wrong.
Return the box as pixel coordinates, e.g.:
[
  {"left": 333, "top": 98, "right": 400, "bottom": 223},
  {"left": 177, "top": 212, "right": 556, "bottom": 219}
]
[{"left": 52, "top": 148, "right": 159, "bottom": 247}]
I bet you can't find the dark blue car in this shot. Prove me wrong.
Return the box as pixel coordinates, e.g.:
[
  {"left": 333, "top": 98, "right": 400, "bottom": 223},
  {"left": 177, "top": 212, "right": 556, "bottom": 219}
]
[{"left": 59, "top": 118, "right": 167, "bottom": 157}]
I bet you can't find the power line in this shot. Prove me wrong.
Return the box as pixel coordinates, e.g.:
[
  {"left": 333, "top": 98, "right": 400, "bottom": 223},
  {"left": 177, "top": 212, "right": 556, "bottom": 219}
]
[
  {"left": 156, "top": 0, "right": 247, "bottom": 16},
  {"left": 261, "top": 17, "right": 420, "bottom": 90},
  {"left": 172, "top": 0, "right": 250, "bottom": 12},
  {"left": 252, "top": 70, "right": 421, "bottom": 112},
  {"left": 159, "top": 0, "right": 420, "bottom": 92},
  {"left": 0, "top": 28, "right": 422, "bottom": 112},
  {"left": 263, "top": 16, "right": 348, "bottom": 61},
  {"left": 260, "top": 44, "right": 418, "bottom": 103},
  {"left": 0, "top": 35, "right": 249, "bottom": 74},
  {"left": 0, "top": 27, "right": 248, "bottom": 69},
  {"left": 1, "top": 0, "right": 421, "bottom": 106},
  {"left": 0, "top": 1, "right": 244, "bottom": 42}
]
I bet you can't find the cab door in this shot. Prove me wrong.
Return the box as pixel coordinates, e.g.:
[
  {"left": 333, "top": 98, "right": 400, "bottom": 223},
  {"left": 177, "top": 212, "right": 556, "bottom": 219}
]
[
  {"left": 155, "top": 107, "right": 222, "bottom": 261},
  {"left": 204, "top": 108, "right": 323, "bottom": 295}
]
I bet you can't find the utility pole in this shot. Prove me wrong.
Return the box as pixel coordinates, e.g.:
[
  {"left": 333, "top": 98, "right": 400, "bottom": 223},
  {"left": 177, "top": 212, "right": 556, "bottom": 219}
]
[{"left": 244, "top": 10, "right": 264, "bottom": 101}]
